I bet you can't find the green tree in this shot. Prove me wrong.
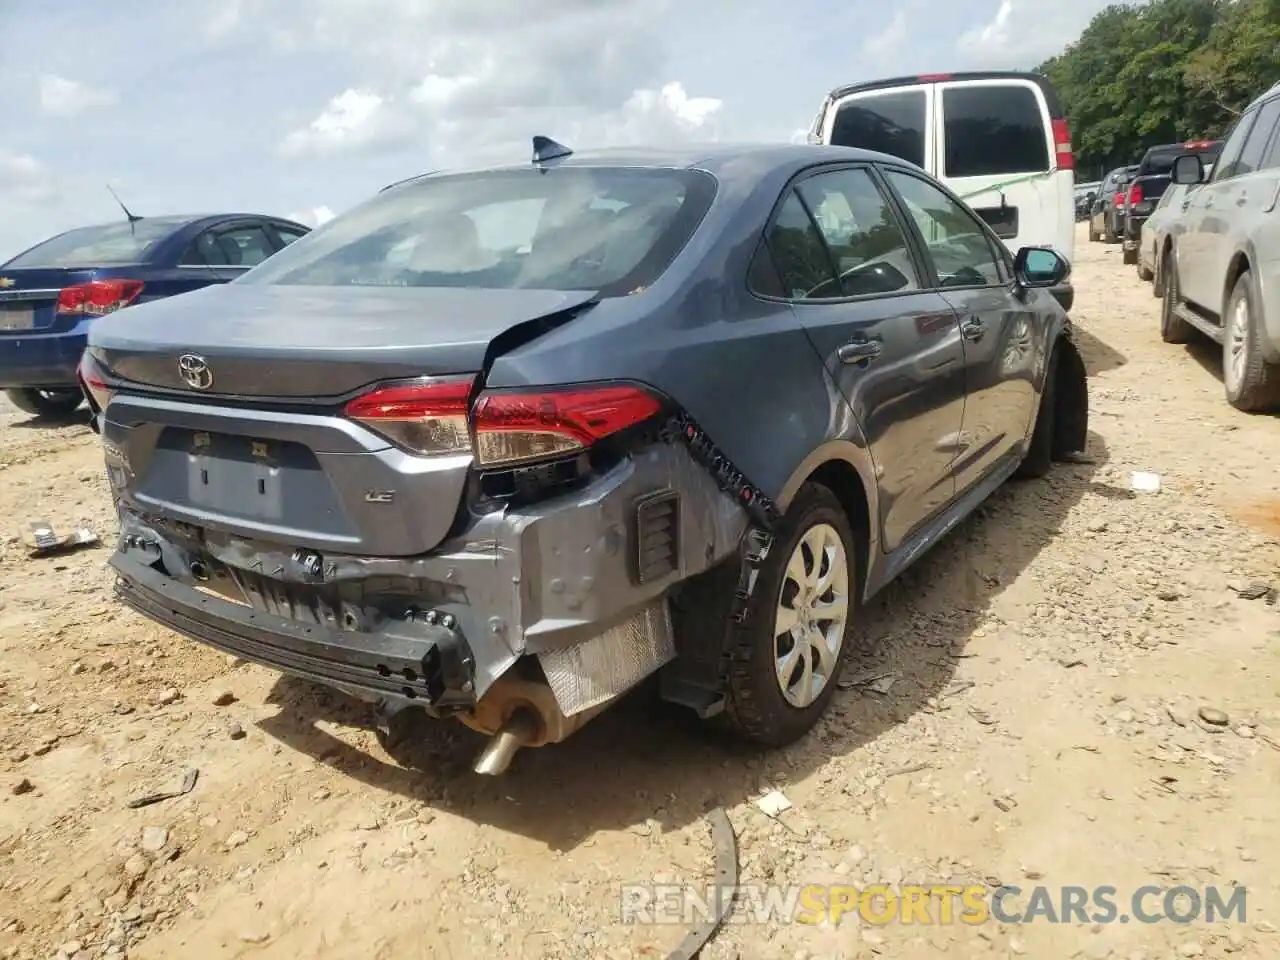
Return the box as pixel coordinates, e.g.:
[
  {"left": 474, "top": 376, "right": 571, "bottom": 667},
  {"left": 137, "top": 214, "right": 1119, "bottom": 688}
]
[{"left": 1036, "top": 0, "right": 1279, "bottom": 176}]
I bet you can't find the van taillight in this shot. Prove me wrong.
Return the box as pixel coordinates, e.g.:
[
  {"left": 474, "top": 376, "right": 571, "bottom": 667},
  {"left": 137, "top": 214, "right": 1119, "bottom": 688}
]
[
  {"left": 1051, "top": 118, "right": 1074, "bottom": 170},
  {"left": 344, "top": 378, "right": 664, "bottom": 467}
]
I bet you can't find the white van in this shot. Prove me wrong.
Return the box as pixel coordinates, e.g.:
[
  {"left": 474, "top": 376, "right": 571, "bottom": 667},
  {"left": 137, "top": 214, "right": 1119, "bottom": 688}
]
[{"left": 808, "top": 71, "right": 1076, "bottom": 310}]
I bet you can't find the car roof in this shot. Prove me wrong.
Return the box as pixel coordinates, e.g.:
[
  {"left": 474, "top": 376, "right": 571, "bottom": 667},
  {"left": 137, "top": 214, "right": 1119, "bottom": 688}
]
[
  {"left": 59, "top": 213, "right": 305, "bottom": 235},
  {"left": 819, "top": 70, "right": 1064, "bottom": 116},
  {"left": 385, "top": 142, "right": 914, "bottom": 191}
]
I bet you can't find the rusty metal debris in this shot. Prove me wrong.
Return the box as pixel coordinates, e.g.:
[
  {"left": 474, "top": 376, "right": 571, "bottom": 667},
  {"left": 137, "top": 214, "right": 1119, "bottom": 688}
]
[{"left": 22, "top": 519, "right": 101, "bottom": 559}]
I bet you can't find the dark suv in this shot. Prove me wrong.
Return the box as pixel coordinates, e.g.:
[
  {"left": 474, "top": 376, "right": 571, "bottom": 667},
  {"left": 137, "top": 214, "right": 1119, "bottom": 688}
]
[
  {"left": 1122, "top": 139, "right": 1222, "bottom": 264},
  {"left": 1088, "top": 166, "right": 1137, "bottom": 244}
]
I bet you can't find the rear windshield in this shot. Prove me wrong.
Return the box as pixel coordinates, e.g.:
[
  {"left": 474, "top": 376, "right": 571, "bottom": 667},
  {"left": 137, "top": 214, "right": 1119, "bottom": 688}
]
[
  {"left": 943, "top": 85, "right": 1050, "bottom": 178},
  {"left": 1140, "top": 142, "right": 1222, "bottom": 176},
  {"left": 239, "top": 168, "right": 716, "bottom": 297},
  {"left": 829, "top": 90, "right": 926, "bottom": 167},
  {"left": 4, "top": 220, "right": 175, "bottom": 268}
]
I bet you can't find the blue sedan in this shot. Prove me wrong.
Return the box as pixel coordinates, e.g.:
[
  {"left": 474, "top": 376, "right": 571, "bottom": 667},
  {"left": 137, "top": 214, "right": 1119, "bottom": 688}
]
[{"left": 0, "top": 213, "right": 309, "bottom": 418}]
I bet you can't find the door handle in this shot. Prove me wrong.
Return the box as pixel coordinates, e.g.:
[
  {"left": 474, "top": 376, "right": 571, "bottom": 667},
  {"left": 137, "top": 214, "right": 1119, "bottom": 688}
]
[
  {"left": 961, "top": 318, "right": 985, "bottom": 342},
  {"left": 1236, "top": 192, "right": 1248, "bottom": 206},
  {"left": 1180, "top": 200, "right": 1190, "bottom": 212},
  {"left": 837, "top": 339, "right": 883, "bottom": 365}
]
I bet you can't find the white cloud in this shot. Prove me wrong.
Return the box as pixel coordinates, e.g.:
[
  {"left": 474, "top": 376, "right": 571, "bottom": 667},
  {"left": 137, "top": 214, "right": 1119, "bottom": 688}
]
[
  {"left": 39, "top": 74, "right": 118, "bottom": 118},
  {"left": 0, "top": 150, "right": 58, "bottom": 205},
  {"left": 956, "top": 0, "right": 1115, "bottom": 66},
  {"left": 961, "top": 0, "right": 1014, "bottom": 53},
  {"left": 286, "top": 205, "right": 336, "bottom": 227},
  {"left": 279, "top": 89, "right": 410, "bottom": 158},
  {"left": 862, "top": 11, "right": 908, "bottom": 61}
]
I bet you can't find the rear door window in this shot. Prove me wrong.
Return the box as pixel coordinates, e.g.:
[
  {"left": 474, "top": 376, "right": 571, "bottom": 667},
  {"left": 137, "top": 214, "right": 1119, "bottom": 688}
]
[
  {"left": 829, "top": 90, "right": 927, "bottom": 168},
  {"left": 763, "top": 192, "right": 841, "bottom": 300},
  {"left": 941, "top": 84, "right": 1050, "bottom": 177},
  {"left": 795, "top": 168, "right": 920, "bottom": 297}
]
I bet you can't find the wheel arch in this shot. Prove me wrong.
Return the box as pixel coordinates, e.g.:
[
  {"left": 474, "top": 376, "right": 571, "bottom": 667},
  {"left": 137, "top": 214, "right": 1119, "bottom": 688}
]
[
  {"left": 1224, "top": 249, "right": 1253, "bottom": 316},
  {"left": 774, "top": 442, "right": 877, "bottom": 597},
  {"left": 1052, "top": 333, "right": 1089, "bottom": 457}
]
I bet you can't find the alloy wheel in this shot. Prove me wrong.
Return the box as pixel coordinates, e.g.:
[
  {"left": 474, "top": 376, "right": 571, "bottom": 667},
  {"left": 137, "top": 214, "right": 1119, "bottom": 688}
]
[{"left": 773, "top": 523, "right": 850, "bottom": 708}]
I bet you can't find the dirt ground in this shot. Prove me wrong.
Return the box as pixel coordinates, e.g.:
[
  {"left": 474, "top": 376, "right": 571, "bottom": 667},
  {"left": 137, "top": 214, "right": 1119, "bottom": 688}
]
[{"left": 1, "top": 223, "right": 1278, "bottom": 960}]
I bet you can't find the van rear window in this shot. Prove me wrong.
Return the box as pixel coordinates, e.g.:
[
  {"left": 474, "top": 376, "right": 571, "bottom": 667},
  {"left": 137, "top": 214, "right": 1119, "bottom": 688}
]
[
  {"left": 942, "top": 85, "right": 1050, "bottom": 178},
  {"left": 830, "top": 91, "right": 926, "bottom": 168}
]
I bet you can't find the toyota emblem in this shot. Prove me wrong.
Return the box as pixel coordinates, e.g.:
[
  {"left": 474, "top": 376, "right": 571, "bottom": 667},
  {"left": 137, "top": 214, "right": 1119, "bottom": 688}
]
[{"left": 178, "top": 354, "right": 213, "bottom": 390}]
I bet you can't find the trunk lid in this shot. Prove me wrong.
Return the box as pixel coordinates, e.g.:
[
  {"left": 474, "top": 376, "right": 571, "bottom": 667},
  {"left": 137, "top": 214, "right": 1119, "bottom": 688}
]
[
  {"left": 90, "top": 283, "right": 598, "bottom": 398},
  {"left": 94, "top": 283, "right": 598, "bottom": 558}
]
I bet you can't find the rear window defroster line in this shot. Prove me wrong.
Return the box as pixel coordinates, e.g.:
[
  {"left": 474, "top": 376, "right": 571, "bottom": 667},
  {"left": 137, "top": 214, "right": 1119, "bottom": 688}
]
[{"left": 660, "top": 411, "right": 779, "bottom": 624}]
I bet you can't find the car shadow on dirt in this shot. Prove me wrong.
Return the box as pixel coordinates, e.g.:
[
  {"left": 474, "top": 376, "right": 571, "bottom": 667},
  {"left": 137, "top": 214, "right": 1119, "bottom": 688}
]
[
  {"left": 7, "top": 408, "right": 92, "bottom": 430},
  {"left": 1071, "top": 325, "right": 1127, "bottom": 375},
  {"left": 258, "top": 432, "right": 1118, "bottom": 851}
]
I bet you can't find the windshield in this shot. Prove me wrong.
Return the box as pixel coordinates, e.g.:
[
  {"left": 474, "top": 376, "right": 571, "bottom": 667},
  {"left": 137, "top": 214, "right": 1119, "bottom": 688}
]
[
  {"left": 4, "top": 220, "right": 178, "bottom": 268},
  {"left": 240, "top": 167, "right": 717, "bottom": 297}
]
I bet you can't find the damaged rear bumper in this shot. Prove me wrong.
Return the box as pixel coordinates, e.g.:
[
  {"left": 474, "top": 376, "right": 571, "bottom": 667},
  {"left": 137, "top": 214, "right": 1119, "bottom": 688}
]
[
  {"left": 107, "top": 442, "right": 750, "bottom": 720},
  {"left": 112, "top": 551, "right": 477, "bottom": 709}
]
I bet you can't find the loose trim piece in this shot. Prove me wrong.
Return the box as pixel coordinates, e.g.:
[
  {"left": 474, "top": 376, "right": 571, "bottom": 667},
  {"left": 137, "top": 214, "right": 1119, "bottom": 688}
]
[
  {"left": 664, "top": 807, "right": 739, "bottom": 960},
  {"left": 661, "top": 411, "right": 780, "bottom": 623}
]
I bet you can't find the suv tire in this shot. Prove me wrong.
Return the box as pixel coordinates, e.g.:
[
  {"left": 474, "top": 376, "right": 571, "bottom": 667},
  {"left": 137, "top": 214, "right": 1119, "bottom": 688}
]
[
  {"left": 1223, "top": 272, "right": 1280, "bottom": 412},
  {"left": 5, "top": 387, "right": 83, "bottom": 420},
  {"left": 1160, "top": 249, "right": 1195, "bottom": 345},
  {"left": 719, "top": 482, "right": 858, "bottom": 748},
  {"left": 1122, "top": 244, "right": 1137, "bottom": 265},
  {"left": 1015, "top": 347, "right": 1059, "bottom": 480},
  {"left": 1087, "top": 220, "right": 1099, "bottom": 243}
]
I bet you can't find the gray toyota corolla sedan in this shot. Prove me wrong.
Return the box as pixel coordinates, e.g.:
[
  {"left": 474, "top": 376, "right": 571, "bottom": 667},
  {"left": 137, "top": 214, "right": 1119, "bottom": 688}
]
[{"left": 80, "top": 138, "right": 1088, "bottom": 774}]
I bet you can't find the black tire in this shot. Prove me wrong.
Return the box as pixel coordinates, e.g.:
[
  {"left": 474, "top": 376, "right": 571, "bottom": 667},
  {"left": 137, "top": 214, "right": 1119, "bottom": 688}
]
[
  {"left": 1137, "top": 257, "right": 1153, "bottom": 282},
  {"left": 1222, "top": 273, "right": 1280, "bottom": 412},
  {"left": 1087, "top": 220, "right": 1099, "bottom": 243},
  {"left": 5, "top": 387, "right": 83, "bottom": 419},
  {"left": 1015, "top": 348, "right": 1058, "bottom": 480},
  {"left": 1122, "top": 244, "right": 1137, "bottom": 265},
  {"left": 717, "top": 482, "right": 859, "bottom": 748},
  {"left": 1152, "top": 253, "right": 1164, "bottom": 297},
  {"left": 1160, "top": 248, "right": 1195, "bottom": 345}
]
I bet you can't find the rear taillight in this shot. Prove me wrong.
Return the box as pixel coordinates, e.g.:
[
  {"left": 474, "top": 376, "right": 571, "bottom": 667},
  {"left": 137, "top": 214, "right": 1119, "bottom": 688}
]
[
  {"left": 77, "top": 351, "right": 115, "bottom": 413},
  {"left": 1114, "top": 192, "right": 1125, "bottom": 208},
  {"left": 472, "top": 385, "right": 662, "bottom": 467},
  {"left": 344, "top": 376, "right": 476, "bottom": 456},
  {"left": 57, "top": 279, "right": 144, "bottom": 316},
  {"left": 1051, "top": 118, "right": 1074, "bottom": 170},
  {"left": 343, "top": 378, "right": 664, "bottom": 467},
  {"left": 1127, "top": 183, "right": 1144, "bottom": 206}
]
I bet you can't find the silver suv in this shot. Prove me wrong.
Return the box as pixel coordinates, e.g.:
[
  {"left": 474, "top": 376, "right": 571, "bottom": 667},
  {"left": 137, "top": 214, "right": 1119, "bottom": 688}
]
[{"left": 1162, "top": 81, "right": 1280, "bottom": 411}]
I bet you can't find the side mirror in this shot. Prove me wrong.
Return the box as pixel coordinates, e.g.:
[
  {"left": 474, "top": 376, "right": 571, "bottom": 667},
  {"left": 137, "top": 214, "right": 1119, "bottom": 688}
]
[
  {"left": 1172, "top": 153, "right": 1204, "bottom": 185},
  {"left": 1013, "top": 246, "right": 1069, "bottom": 289}
]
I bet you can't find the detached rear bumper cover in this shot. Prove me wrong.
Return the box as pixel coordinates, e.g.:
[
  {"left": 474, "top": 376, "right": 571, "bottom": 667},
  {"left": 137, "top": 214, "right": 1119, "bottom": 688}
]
[{"left": 107, "top": 442, "right": 749, "bottom": 707}]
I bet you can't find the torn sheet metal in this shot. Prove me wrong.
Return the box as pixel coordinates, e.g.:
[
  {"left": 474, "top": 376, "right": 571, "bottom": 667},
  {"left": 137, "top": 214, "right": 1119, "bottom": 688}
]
[{"left": 23, "top": 520, "right": 101, "bottom": 559}]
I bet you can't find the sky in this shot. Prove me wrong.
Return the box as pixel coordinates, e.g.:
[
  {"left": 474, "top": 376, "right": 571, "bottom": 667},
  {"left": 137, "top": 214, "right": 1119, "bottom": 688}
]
[{"left": 0, "top": 0, "right": 1119, "bottom": 261}]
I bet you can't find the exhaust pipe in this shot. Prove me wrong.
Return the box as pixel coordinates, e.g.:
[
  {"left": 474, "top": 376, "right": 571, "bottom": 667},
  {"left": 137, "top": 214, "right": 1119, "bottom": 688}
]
[
  {"left": 473, "top": 709, "right": 539, "bottom": 776},
  {"left": 190, "top": 560, "right": 210, "bottom": 582}
]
